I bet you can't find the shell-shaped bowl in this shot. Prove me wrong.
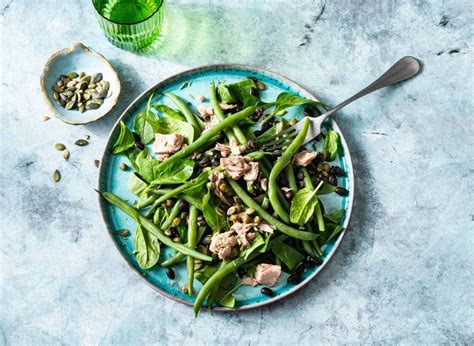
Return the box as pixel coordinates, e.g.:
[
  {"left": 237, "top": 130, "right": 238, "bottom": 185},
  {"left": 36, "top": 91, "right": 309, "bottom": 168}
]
[{"left": 40, "top": 43, "right": 121, "bottom": 125}]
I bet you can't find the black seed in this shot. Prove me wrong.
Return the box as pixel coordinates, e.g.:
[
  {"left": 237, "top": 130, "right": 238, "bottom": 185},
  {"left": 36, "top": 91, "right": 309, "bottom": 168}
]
[
  {"left": 237, "top": 267, "right": 246, "bottom": 278},
  {"left": 210, "top": 157, "right": 219, "bottom": 166},
  {"left": 295, "top": 263, "right": 305, "bottom": 275},
  {"left": 261, "top": 121, "right": 272, "bottom": 133},
  {"left": 287, "top": 274, "right": 302, "bottom": 285},
  {"left": 296, "top": 170, "right": 304, "bottom": 181},
  {"left": 314, "top": 152, "right": 324, "bottom": 164},
  {"left": 330, "top": 166, "right": 345, "bottom": 176},
  {"left": 261, "top": 287, "right": 274, "bottom": 297},
  {"left": 306, "top": 255, "right": 323, "bottom": 266},
  {"left": 328, "top": 175, "right": 338, "bottom": 186},
  {"left": 247, "top": 140, "right": 259, "bottom": 151},
  {"left": 198, "top": 157, "right": 210, "bottom": 167},
  {"left": 166, "top": 268, "right": 175, "bottom": 280},
  {"left": 336, "top": 187, "right": 349, "bottom": 196},
  {"left": 254, "top": 130, "right": 262, "bottom": 137},
  {"left": 250, "top": 87, "right": 258, "bottom": 97}
]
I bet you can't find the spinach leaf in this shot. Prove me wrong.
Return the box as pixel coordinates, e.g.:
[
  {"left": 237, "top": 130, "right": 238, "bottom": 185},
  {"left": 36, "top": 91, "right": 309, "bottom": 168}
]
[
  {"left": 324, "top": 208, "right": 345, "bottom": 224},
  {"left": 112, "top": 121, "right": 135, "bottom": 154},
  {"left": 262, "top": 92, "right": 323, "bottom": 123},
  {"left": 152, "top": 104, "right": 185, "bottom": 121},
  {"left": 318, "top": 181, "right": 337, "bottom": 195},
  {"left": 202, "top": 190, "right": 227, "bottom": 232},
  {"left": 133, "top": 224, "right": 160, "bottom": 270},
  {"left": 148, "top": 117, "right": 194, "bottom": 144},
  {"left": 241, "top": 232, "right": 271, "bottom": 260},
  {"left": 271, "top": 240, "right": 305, "bottom": 272},
  {"left": 195, "top": 265, "right": 218, "bottom": 285},
  {"left": 208, "top": 272, "right": 239, "bottom": 308},
  {"left": 290, "top": 187, "right": 318, "bottom": 226},
  {"left": 127, "top": 172, "right": 148, "bottom": 195},
  {"left": 136, "top": 151, "right": 195, "bottom": 184},
  {"left": 217, "top": 81, "right": 238, "bottom": 103},
  {"left": 322, "top": 129, "right": 341, "bottom": 161},
  {"left": 317, "top": 224, "right": 345, "bottom": 246},
  {"left": 182, "top": 171, "right": 209, "bottom": 200},
  {"left": 125, "top": 147, "right": 142, "bottom": 171},
  {"left": 227, "top": 79, "right": 261, "bottom": 108},
  {"left": 134, "top": 111, "right": 156, "bottom": 144}
]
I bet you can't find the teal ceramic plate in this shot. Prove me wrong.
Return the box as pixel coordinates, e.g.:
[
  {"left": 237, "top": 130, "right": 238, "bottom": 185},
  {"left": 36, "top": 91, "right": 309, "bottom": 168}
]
[{"left": 98, "top": 65, "right": 354, "bottom": 311}]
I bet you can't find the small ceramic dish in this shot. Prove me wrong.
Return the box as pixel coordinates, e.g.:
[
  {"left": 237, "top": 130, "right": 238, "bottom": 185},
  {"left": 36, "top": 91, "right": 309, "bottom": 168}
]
[{"left": 40, "top": 43, "right": 120, "bottom": 125}]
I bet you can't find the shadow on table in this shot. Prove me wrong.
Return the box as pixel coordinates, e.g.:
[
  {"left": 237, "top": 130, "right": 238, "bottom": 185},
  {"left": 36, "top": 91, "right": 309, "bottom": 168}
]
[{"left": 137, "top": 3, "right": 278, "bottom": 66}]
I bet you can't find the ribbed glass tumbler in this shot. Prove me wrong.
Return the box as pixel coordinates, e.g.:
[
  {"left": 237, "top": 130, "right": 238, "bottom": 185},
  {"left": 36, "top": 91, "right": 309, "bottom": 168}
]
[{"left": 92, "top": 0, "right": 165, "bottom": 51}]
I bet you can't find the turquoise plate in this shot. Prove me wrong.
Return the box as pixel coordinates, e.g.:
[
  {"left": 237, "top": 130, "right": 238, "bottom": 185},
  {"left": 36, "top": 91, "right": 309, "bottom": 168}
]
[{"left": 98, "top": 65, "right": 354, "bottom": 311}]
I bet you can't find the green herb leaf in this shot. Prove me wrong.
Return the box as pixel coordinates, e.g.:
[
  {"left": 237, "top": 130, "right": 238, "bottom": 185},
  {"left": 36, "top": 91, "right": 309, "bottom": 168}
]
[
  {"left": 322, "top": 129, "right": 341, "bottom": 161},
  {"left": 241, "top": 232, "right": 271, "bottom": 260},
  {"left": 127, "top": 172, "right": 148, "bottom": 195},
  {"left": 181, "top": 171, "right": 210, "bottom": 200},
  {"left": 271, "top": 240, "right": 304, "bottom": 271},
  {"left": 195, "top": 265, "right": 218, "bottom": 285},
  {"left": 227, "top": 79, "right": 261, "bottom": 108},
  {"left": 318, "top": 181, "right": 337, "bottom": 195},
  {"left": 263, "top": 92, "right": 323, "bottom": 123},
  {"left": 202, "top": 190, "right": 227, "bottom": 232},
  {"left": 217, "top": 81, "right": 238, "bottom": 103},
  {"left": 152, "top": 104, "right": 185, "bottom": 121},
  {"left": 317, "top": 224, "right": 345, "bottom": 246},
  {"left": 136, "top": 151, "right": 195, "bottom": 184},
  {"left": 133, "top": 224, "right": 160, "bottom": 270},
  {"left": 289, "top": 187, "right": 318, "bottom": 226},
  {"left": 112, "top": 121, "right": 135, "bottom": 154},
  {"left": 324, "top": 208, "right": 345, "bottom": 224},
  {"left": 148, "top": 117, "right": 194, "bottom": 144},
  {"left": 134, "top": 112, "right": 156, "bottom": 145}
]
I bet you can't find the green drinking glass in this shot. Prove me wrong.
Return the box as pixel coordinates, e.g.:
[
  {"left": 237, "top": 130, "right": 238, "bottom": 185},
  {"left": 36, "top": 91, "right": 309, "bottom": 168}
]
[{"left": 92, "top": 0, "right": 165, "bottom": 51}]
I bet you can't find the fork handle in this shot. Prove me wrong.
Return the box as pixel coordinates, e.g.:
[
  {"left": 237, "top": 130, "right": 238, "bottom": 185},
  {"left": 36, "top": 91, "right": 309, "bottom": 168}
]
[{"left": 323, "top": 56, "right": 422, "bottom": 118}]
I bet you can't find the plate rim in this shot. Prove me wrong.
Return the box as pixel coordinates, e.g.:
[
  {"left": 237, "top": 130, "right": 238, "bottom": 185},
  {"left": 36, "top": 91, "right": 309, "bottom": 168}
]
[{"left": 97, "top": 63, "right": 355, "bottom": 312}]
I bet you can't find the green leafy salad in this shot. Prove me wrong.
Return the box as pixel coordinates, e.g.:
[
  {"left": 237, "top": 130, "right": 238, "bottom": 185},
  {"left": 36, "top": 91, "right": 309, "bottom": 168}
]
[{"left": 101, "top": 77, "right": 348, "bottom": 315}]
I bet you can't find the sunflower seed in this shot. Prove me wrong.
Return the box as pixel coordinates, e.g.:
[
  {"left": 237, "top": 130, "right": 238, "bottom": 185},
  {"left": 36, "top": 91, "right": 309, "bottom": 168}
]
[
  {"left": 77, "top": 102, "right": 83, "bottom": 107},
  {"left": 88, "top": 83, "right": 96, "bottom": 89},
  {"left": 55, "top": 143, "right": 66, "bottom": 151},
  {"left": 56, "top": 79, "right": 64, "bottom": 87},
  {"left": 52, "top": 170, "right": 61, "bottom": 182},
  {"left": 92, "top": 73, "right": 102, "bottom": 83},
  {"left": 78, "top": 105, "right": 85, "bottom": 113},
  {"left": 83, "top": 91, "right": 91, "bottom": 100},
  {"left": 66, "top": 80, "right": 77, "bottom": 88},
  {"left": 94, "top": 159, "right": 100, "bottom": 168},
  {"left": 63, "top": 149, "right": 70, "bottom": 161},
  {"left": 59, "top": 93, "right": 68, "bottom": 101},
  {"left": 94, "top": 98, "right": 104, "bottom": 105},
  {"left": 53, "top": 85, "right": 63, "bottom": 92},
  {"left": 85, "top": 101, "right": 100, "bottom": 110},
  {"left": 67, "top": 72, "right": 78, "bottom": 79},
  {"left": 100, "top": 81, "right": 110, "bottom": 92},
  {"left": 63, "top": 90, "right": 73, "bottom": 97},
  {"left": 65, "top": 100, "right": 75, "bottom": 110},
  {"left": 75, "top": 139, "right": 88, "bottom": 146}
]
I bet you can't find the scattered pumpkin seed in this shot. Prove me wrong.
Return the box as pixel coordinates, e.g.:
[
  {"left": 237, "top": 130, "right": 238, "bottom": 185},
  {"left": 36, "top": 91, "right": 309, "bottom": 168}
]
[
  {"left": 117, "top": 229, "right": 130, "bottom": 237},
  {"left": 42, "top": 115, "right": 50, "bottom": 122},
  {"left": 94, "top": 159, "right": 100, "bottom": 168},
  {"left": 63, "top": 149, "right": 70, "bottom": 161},
  {"left": 52, "top": 85, "right": 63, "bottom": 92},
  {"left": 92, "top": 73, "right": 103, "bottom": 83},
  {"left": 53, "top": 92, "right": 59, "bottom": 101},
  {"left": 79, "top": 71, "right": 85, "bottom": 78},
  {"left": 67, "top": 72, "right": 78, "bottom": 79},
  {"left": 83, "top": 135, "right": 90, "bottom": 140},
  {"left": 55, "top": 143, "right": 66, "bottom": 151},
  {"left": 256, "top": 81, "right": 267, "bottom": 90},
  {"left": 119, "top": 162, "right": 128, "bottom": 171},
  {"left": 226, "top": 206, "right": 237, "bottom": 215},
  {"left": 75, "top": 139, "right": 88, "bottom": 146},
  {"left": 65, "top": 101, "right": 75, "bottom": 110},
  {"left": 52, "top": 170, "right": 61, "bottom": 182},
  {"left": 289, "top": 118, "right": 297, "bottom": 125}
]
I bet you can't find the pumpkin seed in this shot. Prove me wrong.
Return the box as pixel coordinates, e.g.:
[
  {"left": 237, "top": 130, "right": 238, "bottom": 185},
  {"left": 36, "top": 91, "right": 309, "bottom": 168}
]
[
  {"left": 67, "top": 72, "right": 78, "bottom": 79},
  {"left": 63, "top": 149, "right": 70, "bottom": 161},
  {"left": 119, "top": 162, "right": 128, "bottom": 171},
  {"left": 42, "top": 115, "right": 50, "bottom": 122},
  {"left": 88, "top": 83, "right": 96, "bottom": 89},
  {"left": 84, "top": 135, "right": 90, "bottom": 140},
  {"left": 78, "top": 105, "right": 85, "bottom": 113},
  {"left": 53, "top": 92, "right": 59, "bottom": 100},
  {"left": 52, "top": 170, "right": 61, "bottom": 182},
  {"left": 63, "top": 90, "right": 73, "bottom": 97},
  {"left": 55, "top": 143, "right": 66, "bottom": 151},
  {"left": 92, "top": 73, "right": 102, "bottom": 83},
  {"left": 226, "top": 206, "right": 237, "bottom": 215},
  {"left": 56, "top": 79, "right": 64, "bottom": 87},
  {"left": 65, "top": 100, "right": 75, "bottom": 110},
  {"left": 100, "top": 81, "right": 110, "bottom": 92},
  {"left": 94, "top": 159, "right": 100, "bottom": 168},
  {"left": 256, "top": 81, "right": 267, "bottom": 90},
  {"left": 83, "top": 91, "right": 91, "bottom": 100},
  {"left": 117, "top": 229, "right": 130, "bottom": 237},
  {"left": 94, "top": 98, "right": 104, "bottom": 105},
  {"left": 276, "top": 110, "right": 287, "bottom": 116},
  {"left": 66, "top": 80, "right": 77, "bottom": 88},
  {"left": 85, "top": 101, "right": 100, "bottom": 110},
  {"left": 53, "top": 85, "right": 63, "bottom": 93},
  {"left": 80, "top": 75, "right": 91, "bottom": 83},
  {"left": 75, "top": 139, "right": 88, "bottom": 146},
  {"left": 79, "top": 71, "right": 85, "bottom": 78}
]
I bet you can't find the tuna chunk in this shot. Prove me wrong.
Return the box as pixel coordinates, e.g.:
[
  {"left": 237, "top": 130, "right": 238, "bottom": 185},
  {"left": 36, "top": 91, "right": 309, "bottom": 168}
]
[
  {"left": 230, "top": 222, "right": 258, "bottom": 248},
  {"left": 197, "top": 105, "right": 214, "bottom": 118},
  {"left": 214, "top": 139, "right": 244, "bottom": 157},
  {"left": 257, "top": 222, "right": 274, "bottom": 234},
  {"left": 220, "top": 156, "right": 251, "bottom": 180},
  {"left": 219, "top": 103, "right": 238, "bottom": 111},
  {"left": 255, "top": 263, "right": 282, "bottom": 287},
  {"left": 215, "top": 143, "right": 231, "bottom": 157},
  {"left": 243, "top": 162, "right": 259, "bottom": 183},
  {"left": 241, "top": 277, "right": 258, "bottom": 286},
  {"left": 293, "top": 150, "right": 317, "bottom": 166},
  {"left": 204, "top": 115, "right": 219, "bottom": 132},
  {"left": 152, "top": 133, "right": 184, "bottom": 154},
  {"left": 209, "top": 231, "right": 238, "bottom": 260}
]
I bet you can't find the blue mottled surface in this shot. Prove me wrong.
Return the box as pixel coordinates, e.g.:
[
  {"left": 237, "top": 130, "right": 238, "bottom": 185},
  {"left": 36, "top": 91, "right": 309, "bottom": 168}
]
[{"left": 1, "top": 0, "right": 473, "bottom": 344}]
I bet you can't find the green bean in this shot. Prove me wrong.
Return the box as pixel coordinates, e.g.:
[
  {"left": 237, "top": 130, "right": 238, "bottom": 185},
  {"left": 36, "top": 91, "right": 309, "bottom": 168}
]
[
  {"left": 285, "top": 164, "right": 298, "bottom": 192},
  {"left": 193, "top": 235, "right": 287, "bottom": 315},
  {"left": 161, "top": 200, "right": 183, "bottom": 230},
  {"left": 227, "top": 179, "right": 317, "bottom": 241},
  {"left": 100, "top": 192, "right": 212, "bottom": 262},
  {"left": 268, "top": 118, "right": 310, "bottom": 223},
  {"left": 210, "top": 83, "right": 237, "bottom": 142},
  {"left": 150, "top": 189, "right": 204, "bottom": 210},
  {"left": 301, "top": 167, "right": 314, "bottom": 190},
  {"left": 145, "top": 184, "right": 189, "bottom": 217},
  {"left": 161, "top": 226, "right": 207, "bottom": 267},
  {"left": 312, "top": 240, "right": 323, "bottom": 256},
  {"left": 164, "top": 93, "right": 203, "bottom": 133},
  {"left": 186, "top": 206, "right": 198, "bottom": 296},
  {"left": 303, "top": 239, "right": 317, "bottom": 257},
  {"left": 260, "top": 164, "right": 290, "bottom": 210},
  {"left": 155, "top": 106, "right": 256, "bottom": 172},
  {"left": 314, "top": 201, "right": 325, "bottom": 233}
]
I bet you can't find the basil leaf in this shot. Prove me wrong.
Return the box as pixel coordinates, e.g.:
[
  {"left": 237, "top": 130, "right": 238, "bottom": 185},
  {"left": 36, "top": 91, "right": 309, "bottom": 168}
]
[
  {"left": 271, "top": 240, "right": 304, "bottom": 271},
  {"left": 134, "top": 111, "right": 157, "bottom": 145},
  {"left": 324, "top": 208, "right": 345, "bottom": 224},
  {"left": 202, "top": 190, "right": 227, "bottom": 232},
  {"left": 152, "top": 104, "right": 185, "bottom": 121},
  {"left": 112, "top": 121, "right": 135, "bottom": 154},
  {"left": 217, "top": 81, "right": 238, "bottom": 103},
  {"left": 227, "top": 79, "right": 261, "bottom": 108},
  {"left": 127, "top": 172, "right": 148, "bottom": 195},
  {"left": 290, "top": 187, "right": 318, "bottom": 226},
  {"left": 148, "top": 117, "right": 194, "bottom": 144},
  {"left": 133, "top": 224, "right": 160, "bottom": 270},
  {"left": 322, "top": 129, "right": 341, "bottom": 161},
  {"left": 136, "top": 151, "right": 195, "bottom": 184}
]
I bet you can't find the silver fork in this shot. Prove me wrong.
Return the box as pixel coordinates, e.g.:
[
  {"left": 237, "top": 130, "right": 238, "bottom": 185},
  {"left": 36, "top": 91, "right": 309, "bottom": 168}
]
[{"left": 259, "top": 56, "right": 422, "bottom": 153}]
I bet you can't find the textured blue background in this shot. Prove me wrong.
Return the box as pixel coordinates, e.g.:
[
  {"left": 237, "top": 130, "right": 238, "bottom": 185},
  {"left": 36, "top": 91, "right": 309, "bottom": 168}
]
[{"left": 1, "top": 0, "right": 472, "bottom": 344}]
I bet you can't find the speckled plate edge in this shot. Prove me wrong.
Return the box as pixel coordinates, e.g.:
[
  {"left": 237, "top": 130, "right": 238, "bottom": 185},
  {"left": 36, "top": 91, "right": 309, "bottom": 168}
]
[
  {"left": 40, "top": 42, "right": 121, "bottom": 125},
  {"left": 97, "top": 64, "right": 355, "bottom": 312}
]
